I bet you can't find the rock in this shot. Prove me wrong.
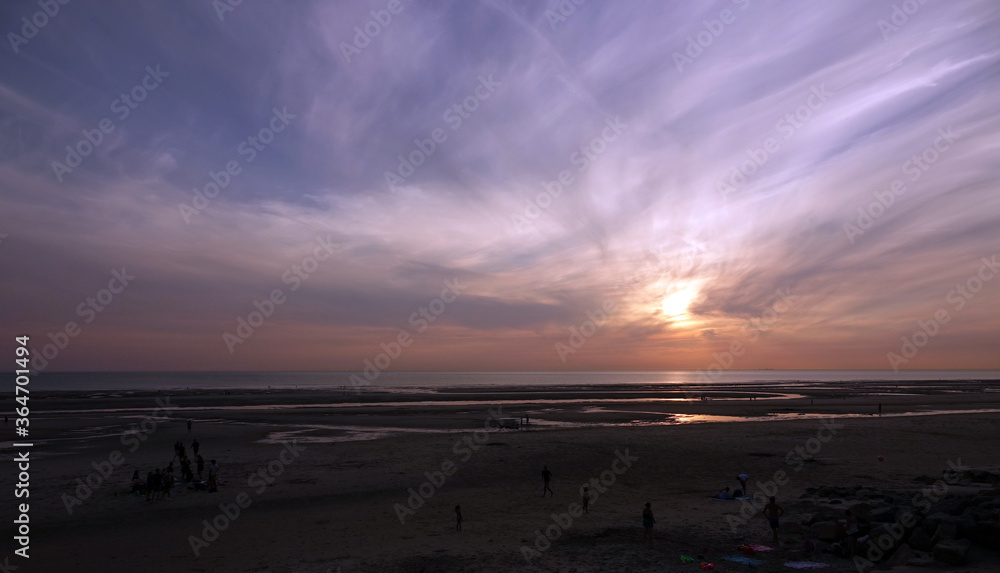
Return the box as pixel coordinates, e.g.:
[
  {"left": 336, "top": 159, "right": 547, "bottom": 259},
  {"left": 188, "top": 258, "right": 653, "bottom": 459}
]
[
  {"left": 923, "top": 512, "right": 951, "bottom": 531},
  {"left": 905, "top": 551, "right": 936, "bottom": 567},
  {"left": 931, "top": 523, "right": 957, "bottom": 546},
  {"left": 815, "top": 486, "right": 836, "bottom": 497},
  {"left": 932, "top": 538, "right": 971, "bottom": 565},
  {"left": 908, "top": 527, "right": 933, "bottom": 551},
  {"left": 808, "top": 513, "right": 840, "bottom": 525},
  {"left": 812, "top": 521, "right": 844, "bottom": 541},
  {"left": 783, "top": 521, "right": 804, "bottom": 535},
  {"left": 850, "top": 502, "right": 872, "bottom": 520},
  {"left": 929, "top": 497, "right": 969, "bottom": 516},
  {"left": 869, "top": 506, "right": 897, "bottom": 522},
  {"left": 885, "top": 543, "right": 913, "bottom": 568},
  {"left": 970, "top": 520, "right": 1000, "bottom": 550}
]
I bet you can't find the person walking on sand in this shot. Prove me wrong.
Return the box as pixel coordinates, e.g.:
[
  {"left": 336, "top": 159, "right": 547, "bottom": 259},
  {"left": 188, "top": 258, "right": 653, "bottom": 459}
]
[
  {"left": 582, "top": 487, "right": 590, "bottom": 513},
  {"left": 196, "top": 454, "right": 205, "bottom": 481},
  {"left": 642, "top": 502, "right": 655, "bottom": 544},
  {"left": 541, "top": 465, "right": 553, "bottom": 497},
  {"left": 192, "top": 438, "right": 200, "bottom": 456},
  {"left": 455, "top": 505, "right": 463, "bottom": 531},
  {"left": 187, "top": 419, "right": 192, "bottom": 433},
  {"left": 763, "top": 496, "right": 785, "bottom": 544}
]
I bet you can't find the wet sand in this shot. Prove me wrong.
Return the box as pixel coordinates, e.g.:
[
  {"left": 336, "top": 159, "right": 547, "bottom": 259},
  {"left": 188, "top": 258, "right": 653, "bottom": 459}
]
[{"left": 3, "top": 379, "right": 1000, "bottom": 572}]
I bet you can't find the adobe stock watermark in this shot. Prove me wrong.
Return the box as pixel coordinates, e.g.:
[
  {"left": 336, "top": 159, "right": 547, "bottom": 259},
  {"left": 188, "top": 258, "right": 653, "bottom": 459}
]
[
  {"left": 211, "top": 0, "right": 245, "bottom": 22},
  {"left": 383, "top": 74, "right": 501, "bottom": 191},
  {"left": 693, "top": 287, "right": 799, "bottom": 383},
  {"left": 853, "top": 458, "right": 969, "bottom": 572},
  {"left": 886, "top": 254, "right": 997, "bottom": 371},
  {"left": 61, "top": 397, "right": 177, "bottom": 514},
  {"left": 877, "top": 0, "right": 931, "bottom": 41},
  {"left": 30, "top": 267, "right": 136, "bottom": 372},
  {"left": 844, "top": 127, "right": 959, "bottom": 243},
  {"left": 340, "top": 0, "right": 409, "bottom": 63},
  {"left": 717, "top": 84, "right": 832, "bottom": 198},
  {"left": 7, "top": 0, "right": 72, "bottom": 55},
  {"left": 394, "top": 407, "right": 506, "bottom": 524},
  {"left": 672, "top": 0, "right": 751, "bottom": 72},
  {"left": 51, "top": 65, "right": 169, "bottom": 182},
  {"left": 189, "top": 441, "right": 306, "bottom": 557},
  {"left": 554, "top": 299, "right": 617, "bottom": 364},
  {"left": 180, "top": 106, "right": 295, "bottom": 223},
  {"left": 521, "top": 449, "right": 638, "bottom": 563},
  {"left": 223, "top": 236, "right": 340, "bottom": 353},
  {"left": 511, "top": 116, "right": 628, "bottom": 234},
  {"left": 727, "top": 418, "right": 843, "bottom": 532},
  {"left": 544, "top": 0, "right": 588, "bottom": 31},
  {"left": 350, "top": 278, "right": 468, "bottom": 392}
]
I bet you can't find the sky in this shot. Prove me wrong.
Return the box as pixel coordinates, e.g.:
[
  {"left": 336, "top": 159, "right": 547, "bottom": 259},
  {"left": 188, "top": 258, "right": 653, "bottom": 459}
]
[{"left": 1, "top": 0, "right": 999, "bottom": 373}]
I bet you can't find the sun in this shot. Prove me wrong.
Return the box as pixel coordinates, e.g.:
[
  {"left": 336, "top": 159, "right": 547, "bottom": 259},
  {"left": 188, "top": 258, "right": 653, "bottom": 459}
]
[{"left": 659, "top": 283, "right": 700, "bottom": 322}]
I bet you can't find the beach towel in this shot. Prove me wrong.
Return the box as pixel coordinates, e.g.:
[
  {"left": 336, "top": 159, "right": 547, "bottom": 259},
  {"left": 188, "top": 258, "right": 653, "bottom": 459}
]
[
  {"left": 784, "top": 562, "right": 829, "bottom": 569},
  {"left": 748, "top": 544, "right": 774, "bottom": 552},
  {"left": 680, "top": 556, "right": 696, "bottom": 563},
  {"left": 724, "top": 555, "right": 764, "bottom": 566}
]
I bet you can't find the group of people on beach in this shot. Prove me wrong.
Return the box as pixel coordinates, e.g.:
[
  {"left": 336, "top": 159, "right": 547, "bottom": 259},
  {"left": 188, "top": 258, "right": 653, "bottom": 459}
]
[
  {"left": 710, "top": 472, "right": 753, "bottom": 500},
  {"left": 129, "top": 438, "right": 220, "bottom": 499},
  {"left": 530, "top": 466, "right": 786, "bottom": 546}
]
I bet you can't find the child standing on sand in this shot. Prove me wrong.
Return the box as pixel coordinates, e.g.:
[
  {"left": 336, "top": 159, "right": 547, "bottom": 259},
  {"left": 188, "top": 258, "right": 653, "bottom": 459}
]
[
  {"left": 455, "top": 505, "right": 463, "bottom": 531},
  {"left": 582, "top": 487, "right": 590, "bottom": 513}
]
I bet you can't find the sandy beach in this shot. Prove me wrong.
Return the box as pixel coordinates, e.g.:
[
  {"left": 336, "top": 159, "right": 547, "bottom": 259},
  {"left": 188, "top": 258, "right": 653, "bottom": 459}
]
[{"left": 4, "top": 380, "right": 1000, "bottom": 572}]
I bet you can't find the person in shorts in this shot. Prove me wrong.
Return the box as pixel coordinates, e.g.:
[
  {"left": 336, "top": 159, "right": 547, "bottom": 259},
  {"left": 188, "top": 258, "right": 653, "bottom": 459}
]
[{"left": 763, "top": 496, "right": 784, "bottom": 544}]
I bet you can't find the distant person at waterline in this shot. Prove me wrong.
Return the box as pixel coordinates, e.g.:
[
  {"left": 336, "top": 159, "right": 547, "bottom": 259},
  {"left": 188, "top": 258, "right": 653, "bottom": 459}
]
[{"left": 541, "top": 465, "right": 553, "bottom": 497}]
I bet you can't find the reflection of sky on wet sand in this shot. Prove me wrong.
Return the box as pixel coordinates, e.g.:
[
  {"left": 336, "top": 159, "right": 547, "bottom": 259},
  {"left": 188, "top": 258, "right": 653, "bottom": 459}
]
[{"left": 249, "top": 408, "right": 1000, "bottom": 444}]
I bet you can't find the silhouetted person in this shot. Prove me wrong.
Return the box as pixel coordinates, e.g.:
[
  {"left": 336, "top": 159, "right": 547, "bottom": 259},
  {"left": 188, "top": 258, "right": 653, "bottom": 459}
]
[
  {"left": 207, "top": 459, "right": 219, "bottom": 492},
  {"left": 642, "top": 503, "right": 655, "bottom": 544},
  {"left": 763, "top": 496, "right": 785, "bottom": 544},
  {"left": 455, "top": 505, "right": 463, "bottom": 531},
  {"left": 542, "top": 465, "right": 553, "bottom": 497},
  {"left": 844, "top": 509, "right": 859, "bottom": 556}
]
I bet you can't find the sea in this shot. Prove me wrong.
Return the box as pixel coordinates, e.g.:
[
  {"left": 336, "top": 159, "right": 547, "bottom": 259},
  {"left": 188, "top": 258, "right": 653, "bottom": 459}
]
[{"left": 24, "top": 370, "right": 1000, "bottom": 392}]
